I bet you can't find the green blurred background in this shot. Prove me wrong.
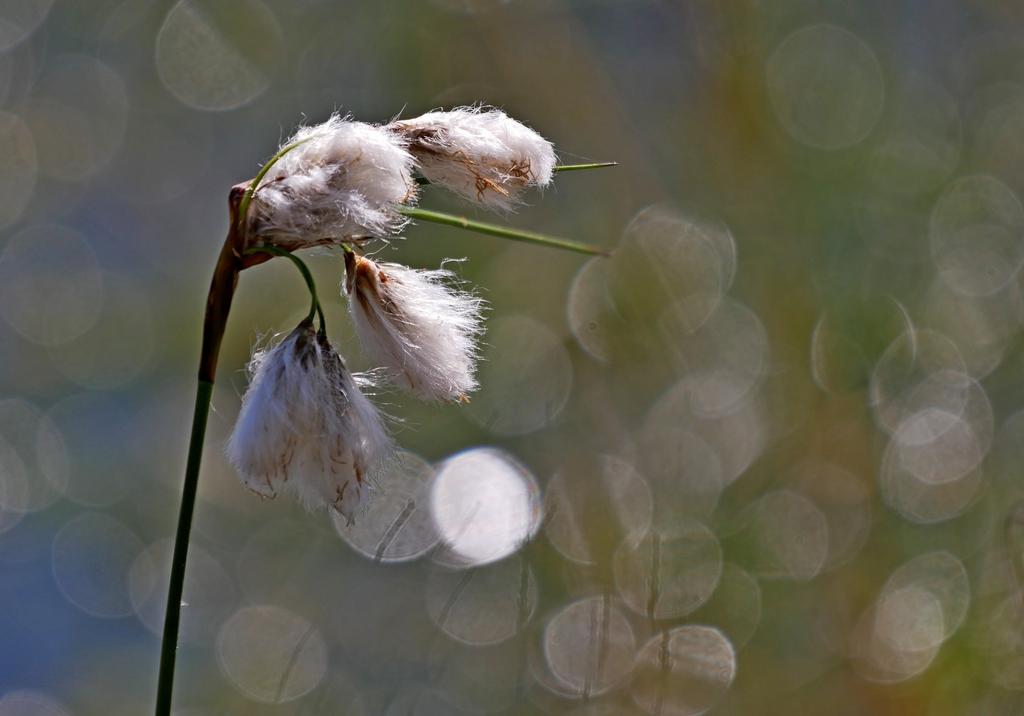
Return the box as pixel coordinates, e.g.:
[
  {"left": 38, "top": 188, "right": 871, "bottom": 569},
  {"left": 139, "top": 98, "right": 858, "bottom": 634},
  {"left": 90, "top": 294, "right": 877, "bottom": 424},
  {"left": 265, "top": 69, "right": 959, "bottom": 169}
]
[{"left": 2, "top": 0, "right": 1024, "bottom": 713}]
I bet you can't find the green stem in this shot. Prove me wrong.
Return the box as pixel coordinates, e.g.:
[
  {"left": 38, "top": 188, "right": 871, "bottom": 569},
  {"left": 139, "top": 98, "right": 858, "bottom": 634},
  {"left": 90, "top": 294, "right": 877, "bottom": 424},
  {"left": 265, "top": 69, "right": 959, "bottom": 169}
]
[
  {"left": 553, "top": 162, "right": 618, "bottom": 172},
  {"left": 244, "top": 246, "right": 326, "bottom": 329},
  {"left": 155, "top": 379, "right": 212, "bottom": 716},
  {"left": 398, "top": 207, "right": 609, "bottom": 257}
]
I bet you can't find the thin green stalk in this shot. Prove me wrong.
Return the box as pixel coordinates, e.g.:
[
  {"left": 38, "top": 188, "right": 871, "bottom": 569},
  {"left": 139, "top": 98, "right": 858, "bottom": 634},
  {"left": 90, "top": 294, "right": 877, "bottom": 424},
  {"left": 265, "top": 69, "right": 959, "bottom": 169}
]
[
  {"left": 398, "top": 207, "right": 609, "bottom": 256},
  {"left": 553, "top": 162, "right": 618, "bottom": 172},
  {"left": 245, "top": 246, "right": 326, "bottom": 330},
  {"left": 155, "top": 379, "right": 212, "bottom": 716}
]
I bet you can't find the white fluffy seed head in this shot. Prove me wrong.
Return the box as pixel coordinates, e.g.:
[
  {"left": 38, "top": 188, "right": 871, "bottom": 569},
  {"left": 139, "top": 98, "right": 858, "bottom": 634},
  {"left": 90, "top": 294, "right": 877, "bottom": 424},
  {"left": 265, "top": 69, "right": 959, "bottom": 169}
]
[
  {"left": 389, "top": 107, "right": 556, "bottom": 211},
  {"left": 344, "top": 253, "right": 485, "bottom": 402},
  {"left": 225, "top": 320, "right": 393, "bottom": 522},
  {"left": 247, "top": 115, "right": 418, "bottom": 250}
]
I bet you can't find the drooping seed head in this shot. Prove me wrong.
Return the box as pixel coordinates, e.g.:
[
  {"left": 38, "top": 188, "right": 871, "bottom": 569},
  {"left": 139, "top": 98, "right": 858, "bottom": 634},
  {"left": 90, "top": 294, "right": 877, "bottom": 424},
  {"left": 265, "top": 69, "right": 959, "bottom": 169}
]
[
  {"left": 344, "top": 252, "right": 485, "bottom": 402},
  {"left": 225, "top": 320, "right": 392, "bottom": 522},
  {"left": 389, "top": 106, "right": 556, "bottom": 211}
]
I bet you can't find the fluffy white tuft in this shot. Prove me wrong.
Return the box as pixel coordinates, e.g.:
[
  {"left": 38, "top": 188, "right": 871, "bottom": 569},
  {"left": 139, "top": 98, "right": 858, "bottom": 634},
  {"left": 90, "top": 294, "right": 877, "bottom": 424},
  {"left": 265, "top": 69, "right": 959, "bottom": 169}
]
[
  {"left": 344, "top": 253, "right": 485, "bottom": 402},
  {"left": 225, "top": 321, "right": 393, "bottom": 522},
  {"left": 248, "top": 115, "right": 418, "bottom": 250},
  {"left": 389, "top": 107, "right": 556, "bottom": 211}
]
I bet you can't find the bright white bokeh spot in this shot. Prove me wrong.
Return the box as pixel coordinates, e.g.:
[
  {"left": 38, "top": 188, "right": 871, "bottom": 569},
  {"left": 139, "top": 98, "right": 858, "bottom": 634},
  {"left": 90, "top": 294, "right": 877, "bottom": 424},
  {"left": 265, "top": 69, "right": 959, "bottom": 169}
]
[
  {"left": 543, "top": 596, "right": 636, "bottom": 698},
  {"left": 468, "top": 316, "right": 573, "bottom": 436},
  {"left": 333, "top": 451, "right": 440, "bottom": 563},
  {"left": 613, "top": 522, "right": 723, "bottom": 619},
  {"left": 631, "top": 626, "right": 736, "bottom": 716},
  {"left": 430, "top": 447, "right": 541, "bottom": 567},
  {"left": 51, "top": 511, "right": 143, "bottom": 618},
  {"left": 217, "top": 605, "right": 327, "bottom": 703},
  {"left": 766, "top": 24, "right": 884, "bottom": 149},
  {"left": 0, "top": 225, "right": 104, "bottom": 347},
  {"left": 129, "top": 539, "right": 237, "bottom": 645},
  {"left": 425, "top": 555, "right": 536, "bottom": 645},
  {"left": 930, "top": 174, "right": 1024, "bottom": 297},
  {"left": 156, "top": 0, "right": 280, "bottom": 111}
]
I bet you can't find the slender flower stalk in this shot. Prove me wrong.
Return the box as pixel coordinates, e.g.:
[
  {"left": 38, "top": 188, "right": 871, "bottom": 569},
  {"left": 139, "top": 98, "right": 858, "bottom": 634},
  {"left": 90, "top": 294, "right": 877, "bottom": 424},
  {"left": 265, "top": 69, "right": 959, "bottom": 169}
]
[{"left": 156, "top": 107, "right": 612, "bottom": 716}]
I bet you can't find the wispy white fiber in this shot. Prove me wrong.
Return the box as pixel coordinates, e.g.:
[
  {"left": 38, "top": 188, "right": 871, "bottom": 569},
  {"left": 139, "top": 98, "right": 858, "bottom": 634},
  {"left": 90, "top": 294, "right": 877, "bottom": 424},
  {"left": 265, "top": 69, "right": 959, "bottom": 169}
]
[
  {"left": 247, "top": 115, "right": 418, "bottom": 249},
  {"left": 226, "top": 320, "right": 392, "bottom": 522},
  {"left": 389, "top": 107, "right": 556, "bottom": 211},
  {"left": 344, "top": 253, "right": 485, "bottom": 402}
]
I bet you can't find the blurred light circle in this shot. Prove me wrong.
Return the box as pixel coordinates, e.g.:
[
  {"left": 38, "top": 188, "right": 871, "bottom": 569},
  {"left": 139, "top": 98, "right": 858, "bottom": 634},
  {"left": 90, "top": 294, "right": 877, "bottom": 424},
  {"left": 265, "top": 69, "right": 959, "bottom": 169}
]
[
  {"left": 567, "top": 256, "right": 614, "bottom": 362},
  {"left": 867, "top": 74, "right": 961, "bottom": 197},
  {"left": 333, "top": 451, "right": 440, "bottom": 563},
  {"left": 544, "top": 454, "right": 653, "bottom": 566},
  {"left": 0, "top": 690, "right": 69, "bottom": 716},
  {"left": 430, "top": 447, "right": 542, "bottom": 567},
  {"left": 129, "top": 538, "right": 237, "bottom": 645},
  {"left": 923, "top": 278, "right": 1022, "bottom": 379},
  {"left": 0, "top": 0, "right": 55, "bottom": 51},
  {"left": 51, "top": 511, "right": 143, "bottom": 618},
  {"left": 879, "top": 432, "right": 983, "bottom": 524},
  {"left": 47, "top": 274, "right": 155, "bottom": 389},
  {"left": 930, "top": 174, "right": 1024, "bottom": 296},
  {"left": 613, "top": 522, "right": 723, "bottom": 620},
  {"left": 0, "top": 436, "right": 28, "bottom": 536},
  {"left": 869, "top": 329, "right": 970, "bottom": 435},
  {"left": 609, "top": 207, "right": 731, "bottom": 340},
  {"left": 644, "top": 378, "right": 766, "bottom": 487},
  {"left": 0, "top": 399, "right": 66, "bottom": 514},
  {"left": 425, "top": 555, "right": 536, "bottom": 645},
  {"left": 811, "top": 297, "right": 913, "bottom": 394},
  {"left": 881, "top": 551, "right": 969, "bottom": 642},
  {"left": 0, "top": 112, "right": 36, "bottom": 230},
  {"left": 640, "top": 423, "right": 725, "bottom": 521},
  {"left": 893, "top": 407, "right": 985, "bottom": 485},
  {"left": 0, "top": 224, "right": 104, "bottom": 347},
  {"left": 543, "top": 596, "right": 636, "bottom": 698},
  {"left": 23, "top": 55, "right": 128, "bottom": 182},
  {"left": 850, "top": 589, "right": 943, "bottom": 683},
  {"left": 631, "top": 626, "right": 736, "bottom": 716},
  {"left": 875, "top": 586, "right": 946, "bottom": 653},
  {"left": 766, "top": 24, "right": 884, "bottom": 149},
  {"left": 468, "top": 316, "right": 573, "bottom": 436},
  {"left": 217, "top": 605, "right": 327, "bottom": 703},
  {"left": 659, "top": 295, "right": 768, "bottom": 417},
  {"left": 690, "top": 563, "right": 762, "bottom": 650},
  {"left": 791, "top": 462, "right": 872, "bottom": 570},
  {"left": 747, "top": 489, "right": 829, "bottom": 580},
  {"left": 45, "top": 392, "right": 138, "bottom": 507},
  {"left": 156, "top": 0, "right": 280, "bottom": 111}
]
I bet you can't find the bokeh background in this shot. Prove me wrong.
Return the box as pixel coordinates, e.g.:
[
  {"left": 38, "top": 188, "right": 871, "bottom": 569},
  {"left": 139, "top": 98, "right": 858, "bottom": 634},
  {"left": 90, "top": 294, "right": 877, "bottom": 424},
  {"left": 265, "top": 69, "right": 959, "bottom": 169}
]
[{"left": 2, "top": 0, "right": 1024, "bottom": 713}]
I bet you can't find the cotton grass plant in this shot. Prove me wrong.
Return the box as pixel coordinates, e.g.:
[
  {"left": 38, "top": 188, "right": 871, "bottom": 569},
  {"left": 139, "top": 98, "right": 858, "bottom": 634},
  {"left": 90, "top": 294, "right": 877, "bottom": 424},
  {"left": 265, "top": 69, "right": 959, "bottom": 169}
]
[{"left": 155, "top": 107, "right": 613, "bottom": 715}]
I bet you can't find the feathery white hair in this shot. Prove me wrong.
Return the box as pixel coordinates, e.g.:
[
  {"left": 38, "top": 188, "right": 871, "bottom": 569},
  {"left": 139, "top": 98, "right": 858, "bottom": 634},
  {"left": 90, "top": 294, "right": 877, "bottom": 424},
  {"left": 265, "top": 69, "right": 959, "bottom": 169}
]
[
  {"left": 247, "top": 115, "right": 418, "bottom": 250},
  {"left": 226, "top": 321, "right": 392, "bottom": 521},
  {"left": 389, "top": 107, "right": 556, "bottom": 211},
  {"left": 344, "top": 253, "right": 484, "bottom": 402}
]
